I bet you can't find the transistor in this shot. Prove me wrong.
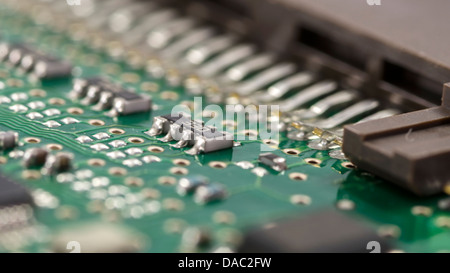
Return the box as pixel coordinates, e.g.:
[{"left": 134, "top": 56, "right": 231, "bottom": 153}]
[
  {"left": 23, "top": 148, "right": 49, "bottom": 168},
  {"left": 42, "top": 152, "right": 73, "bottom": 175},
  {"left": 0, "top": 42, "right": 72, "bottom": 79},
  {"left": 194, "top": 183, "right": 227, "bottom": 205},
  {"left": 148, "top": 114, "right": 234, "bottom": 155},
  {"left": 0, "top": 131, "right": 18, "bottom": 150},
  {"left": 259, "top": 153, "right": 287, "bottom": 171},
  {"left": 71, "top": 77, "right": 152, "bottom": 116},
  {"left": 177, "top": 175, "right": 209, "bottom": 196},
  {"left": 71, "top": 77, "right": 108, "bottom": 99},
  {"left": 146, "top": 113, "right": 189, "bottom": 136}
]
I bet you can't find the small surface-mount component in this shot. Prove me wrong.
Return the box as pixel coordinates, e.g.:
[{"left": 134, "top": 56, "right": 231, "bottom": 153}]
[
  {"left": 71, "top": 77, "right": 107, "bottom": 99},
  {"left": 194, "top": 183, "right": 227, "bottom": 205},
  {"left": 148, "top": 113, "right": 234, "bottom": 155},
  {"left": 238, "top": 210, "right": 389, "bottom": 253},
  {"left": 343, "top": 83, "right": 450, "bottom": 196},
  {"left": 0, "top": 42, "right": 72, "bottom": 79},
  {"left": 42, "top": 152, "right": 73, "bottom": 175},
  {"left": 23, "top": 148, "right": 49, "bottom": 168},
  {"left": 258, "top": 153, "right": 287, "bottom": 172},
  {"left": 0, "top": 172, "right": 33, "bottom": 208},
  {"left": 71, "top": 77, "right": 152, "bottom": 116},
  {"left": 0, "top": 131, "right": 18, "bottom": 150},
  {"left": 177, "top": 175, "right": 209, "bottom": 196}
]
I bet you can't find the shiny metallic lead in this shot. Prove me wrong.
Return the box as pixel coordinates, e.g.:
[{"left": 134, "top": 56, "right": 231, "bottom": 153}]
[
  {"left": 146, "top": 113, "right": 187, "bottom": 136},
  {"left": 73, "top": 77, "right": 151, "bottom": 115},
  {"left": 197, "top": 44, "right": 256, "bottom": 78},
  {"left": 235, "top": 63, "right": 296, "bottom": 96},
  {"left": 185, "top": 34, "right": 237, "bottom": 65},
  {"left": 109, "top": 2, "right": 159, "bottom": 33},
  {"left": 356, "top": 109, "right": 401, "bottom": 124},
  {"left": 123, "top": 8, "right": 178, "bottom": 47},
  {"left": 296, "top": 90, "right": 358, "bottom": 120},
  {"left": 160, "top": 27, "right": 215, "bottom": 60},
  {"left": 147, "top": 17, "right": 198, "bottom": 50},
  {"left": 148, "top": 114, "right": 234, "bottom": 155},
  {"left": 225, "top": 53, "right": 276, "bottom": 82},
  {"left": 316, "top": 99, "right": 380, "bottom": 129},
  {"left": 278, "top": 80, "right": 337, "bottom": 112}
]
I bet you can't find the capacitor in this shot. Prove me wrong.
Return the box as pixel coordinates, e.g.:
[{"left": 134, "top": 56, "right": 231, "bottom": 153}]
[
  {"left": 0, "top": 131, "right": 19, "bottom": 150},
  {"left": 23, "top": 148, "right": 49, "bottom": 168},
  {"left": 177, "top": 175, "right": 209, "bottom": 196},
  {"left": 258, "top": 153, "right": 287, "bottom": 171},
  {"left": 42, "top": 152, "right": 73, "bottom": 175},
  {"left": 194, "top": 183, "right": 227, "bottom": 205}
]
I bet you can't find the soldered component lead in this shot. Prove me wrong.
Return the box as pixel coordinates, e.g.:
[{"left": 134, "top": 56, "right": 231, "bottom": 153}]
[
  {"left": 279, "top": 80, "right": 337, "bottom": 112},
  {"left": 109, "top": 2, "right": 159, "bottom": 33},
  {"left": 296, "top": 90, "right": 358, "bottom": 120},
  {"left": 146, "top": 113, "right": 187, "bottom": 136},
  {"left": 147, "top": 17, "right": 198, "bottom": 50},
  {"left": 316, "top": 99, "right": 379, "bottom": 129},
  {"left": 122, "top": 8, "right": 178, "bottom": 48},
  {"left": 1, "top": 42, "right": 72, "bottom": 79},
  {"left": 71, "top": 77, "right": 151, "bottom": 116},
  {"left": 225, "top": 53, "right": 276, "bottom": 82},
  {"left": 260, "top": 72, "right": 315, "bottom": 102},
  {"left": 356, "top": 109, "right": 400, "bottom": 124},
  {"left": 235, "top": 63, "right": 296, "bottom": 96},
  {"left": 197, "top": 44, "right": 256, "bottom": 78},
  {"left": 160, "top": 27, "right": 215, "bottom": 60},
  {"left": 148, "top": 114, "right": 234, "bottom": 155},
  {"left": 185, "top": 34, "right": 237, "bottom": 65}
]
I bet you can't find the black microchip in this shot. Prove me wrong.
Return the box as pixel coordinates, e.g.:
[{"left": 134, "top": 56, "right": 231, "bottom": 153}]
[
  {"left": 0, "top": 173, "right": 33, "bottom": 208},
  {"left": 238, "top": 210, "right": 390, "bottom": 253},
  {"left": 115, "top": 91, "right": 141, "bottom": 101},
  {"left": 162, "top": 113, "right": 186, "bottom": 124}
]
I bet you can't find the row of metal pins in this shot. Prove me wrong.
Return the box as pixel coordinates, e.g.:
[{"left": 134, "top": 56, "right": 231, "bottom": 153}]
[{"left": 2, "top": 0, "right": 403, "bottom": 158}]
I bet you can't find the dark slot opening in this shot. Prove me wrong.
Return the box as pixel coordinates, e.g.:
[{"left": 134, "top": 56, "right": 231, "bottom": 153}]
[
  {"left": 298, "top": 26, "right": 367, "bottom": 70},
  {"left": 383, "top": 61, "right": 442, "bottom": 105},
  {"left": 202, "top": 0, "right": 249, "bottom": 17}
]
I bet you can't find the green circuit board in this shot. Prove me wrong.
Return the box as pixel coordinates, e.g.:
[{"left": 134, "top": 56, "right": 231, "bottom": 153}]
[{"left": 0, "top": 2, "right": 449, "bottom": 253}]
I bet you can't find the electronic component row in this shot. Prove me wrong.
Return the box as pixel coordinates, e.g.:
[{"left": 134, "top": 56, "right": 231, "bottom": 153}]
[
  {"left": 0, "top": 42, "right": 72, "bottom": 79},
  {"left": 147, "top": 114, "right": 234, "bottom": 155},
  {"left": 70, "top": 77, "right": 152, "bottom": 116}
]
